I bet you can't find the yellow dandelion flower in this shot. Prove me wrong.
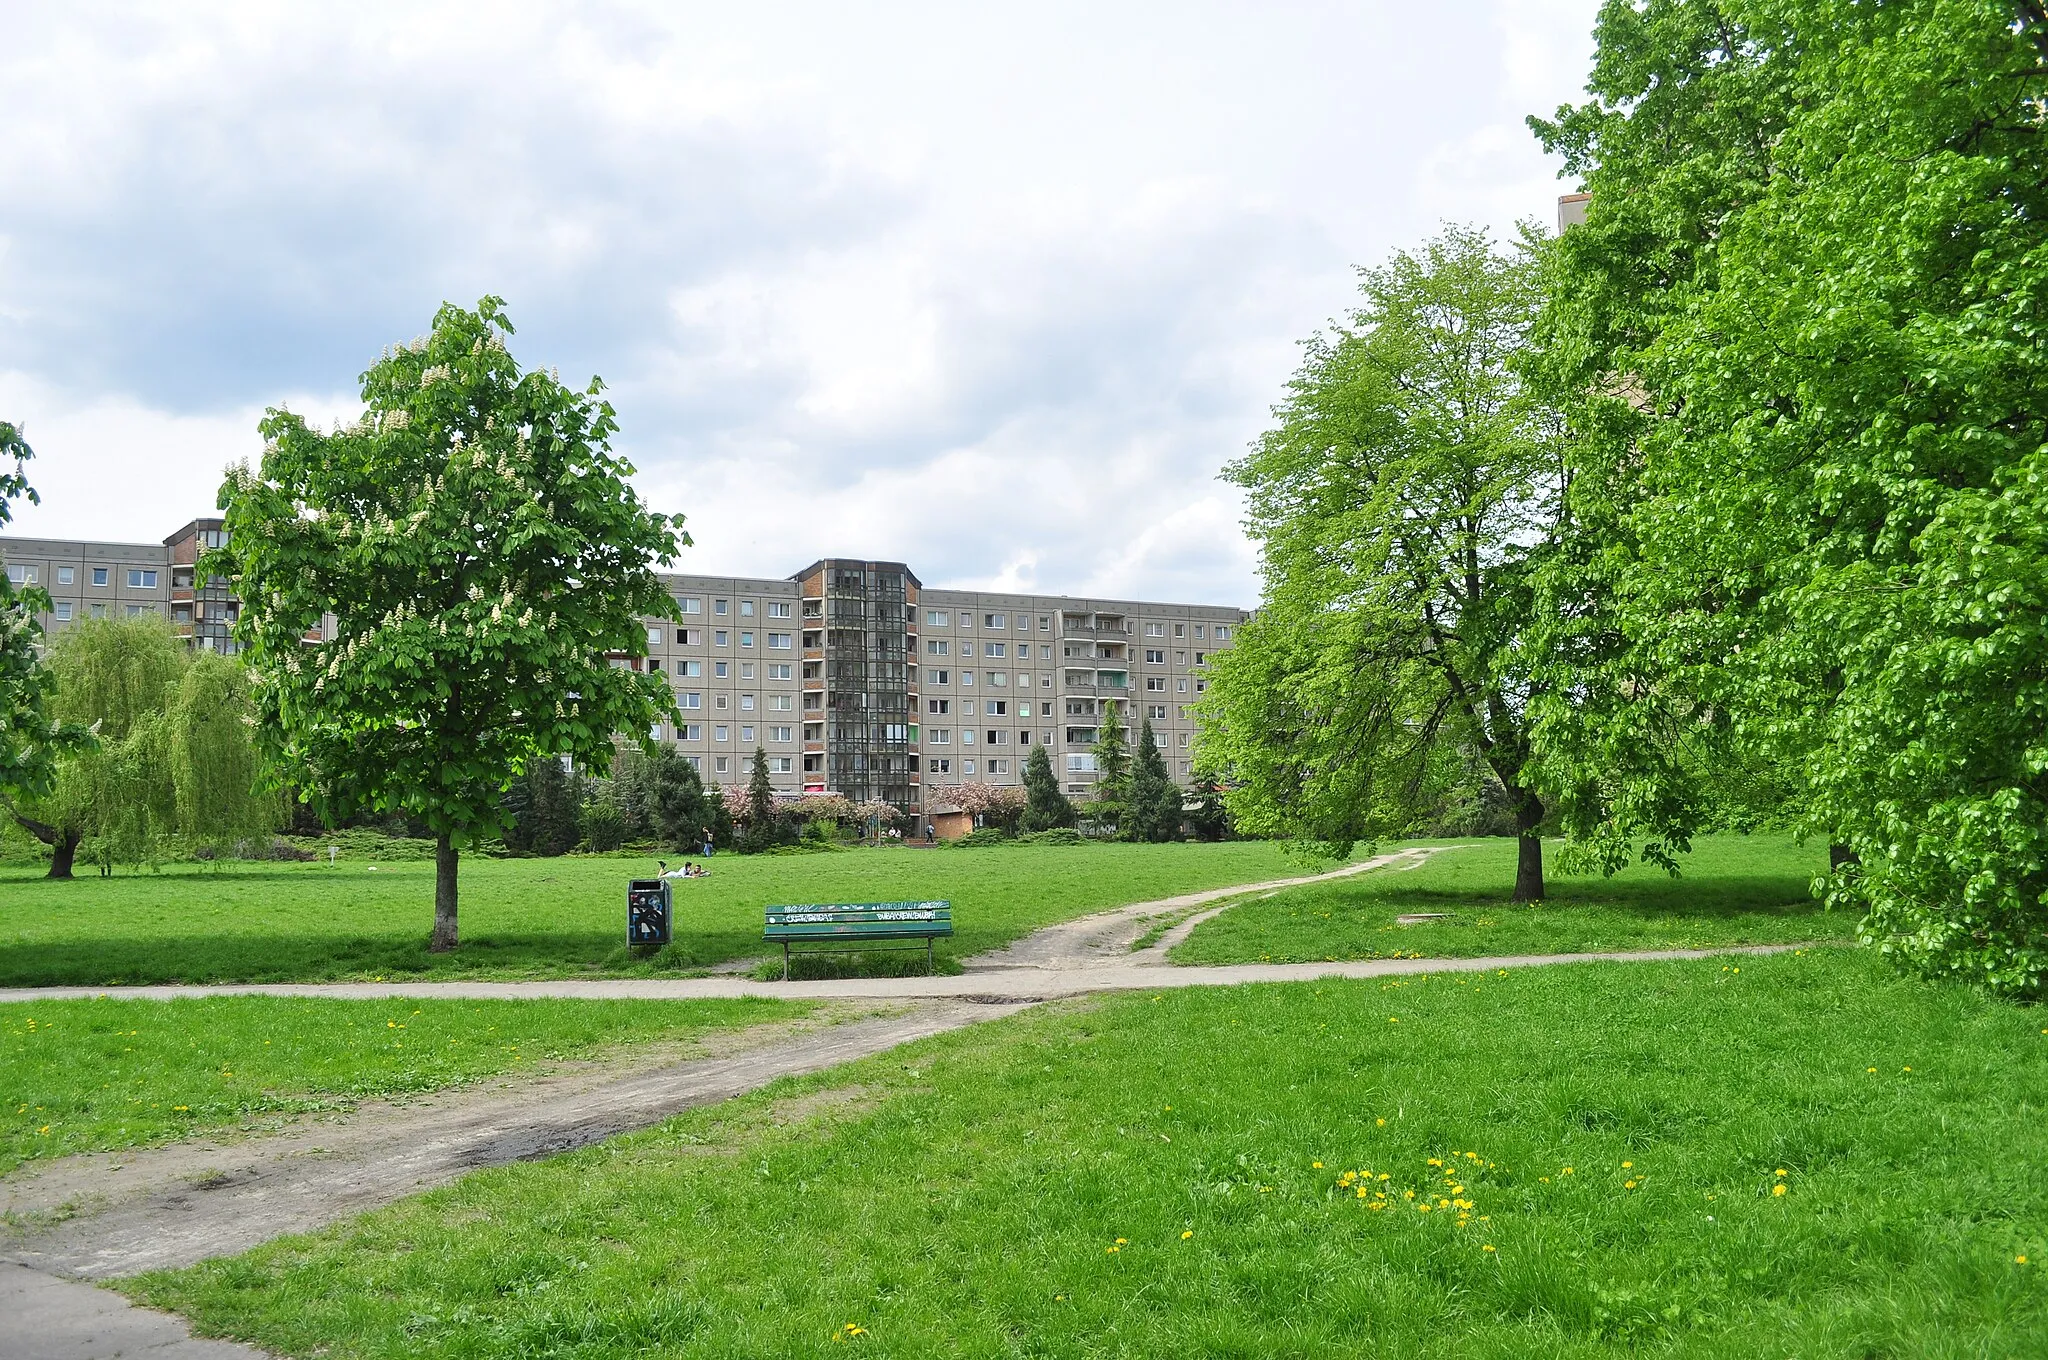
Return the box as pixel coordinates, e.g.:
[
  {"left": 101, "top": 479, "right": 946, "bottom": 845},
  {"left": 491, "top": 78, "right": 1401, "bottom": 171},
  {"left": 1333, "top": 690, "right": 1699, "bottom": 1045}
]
[
  {"left": 1483, "top": 1244, "right": 1496, "bottom": 1252},
  {"left": 1312, "top": 1161, "right": 1323, "bottom": 1169},
  {"left": 1868, "top": 1067, "right": 1877, "bottom": 1073},
  {"left": 1621, "top": 1161, "right": 1633, "bottom": 1169},
  {"left": 1772, "top": 1184, "right": 1788, "bottom": 1197},
  {"left": 1182, "top": 1230, "right": 1193, "bottom": 1239},
  {"left": 1625, "top": 1180, "right": 1637, "bottom": 1189},
  {"left": 2017, "top": 1255, "right": 2028, "bottom": 1264},
  {"left": 1775, "top": 1169, "right": 1787, "bottom": 1177},
  {"left": 1376, "top": 1118, "right": 1386, "bottom": 1127},
  {"left": 1115, "top": 1238, "right": 1128, "bottom": 1245}
]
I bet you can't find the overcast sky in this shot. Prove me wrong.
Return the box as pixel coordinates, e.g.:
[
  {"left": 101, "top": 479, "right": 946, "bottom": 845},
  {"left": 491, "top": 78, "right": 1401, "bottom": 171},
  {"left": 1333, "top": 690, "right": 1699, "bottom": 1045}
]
[{"left": 1, "top": 1, "right": 1597, "bottom": 606}]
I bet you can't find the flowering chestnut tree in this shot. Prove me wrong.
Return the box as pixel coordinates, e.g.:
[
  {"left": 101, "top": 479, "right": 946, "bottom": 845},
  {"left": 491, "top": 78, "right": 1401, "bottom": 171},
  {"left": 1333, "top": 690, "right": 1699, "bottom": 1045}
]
[{"left": 215, "top": 298, "right": 687, "bottom": 950}]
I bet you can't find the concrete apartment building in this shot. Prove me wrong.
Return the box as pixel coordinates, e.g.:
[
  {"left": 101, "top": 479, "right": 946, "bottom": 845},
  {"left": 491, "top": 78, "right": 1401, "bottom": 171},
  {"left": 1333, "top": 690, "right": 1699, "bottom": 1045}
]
[{"left": 2, "top": 530, "right": 1245, "bottom": 827}]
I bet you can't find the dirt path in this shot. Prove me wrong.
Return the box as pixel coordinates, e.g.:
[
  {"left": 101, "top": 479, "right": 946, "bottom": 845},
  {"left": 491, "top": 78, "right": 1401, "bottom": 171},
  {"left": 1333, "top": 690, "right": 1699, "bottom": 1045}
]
[{"left": 2, "top": 999, "right": 1026, "bottom": 1282}]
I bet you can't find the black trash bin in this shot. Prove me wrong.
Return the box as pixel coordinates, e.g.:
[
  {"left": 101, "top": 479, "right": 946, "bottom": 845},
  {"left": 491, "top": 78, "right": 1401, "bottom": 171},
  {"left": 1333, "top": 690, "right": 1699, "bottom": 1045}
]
[{"left": 627, "top": 879, "right": 672, "bottom": 947}]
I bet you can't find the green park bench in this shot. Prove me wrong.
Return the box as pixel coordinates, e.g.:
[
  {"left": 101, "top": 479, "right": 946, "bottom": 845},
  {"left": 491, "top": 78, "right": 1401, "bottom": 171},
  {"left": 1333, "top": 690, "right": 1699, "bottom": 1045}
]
[{"left": 763, "top": 901, "right": 953, "bottom": 979}]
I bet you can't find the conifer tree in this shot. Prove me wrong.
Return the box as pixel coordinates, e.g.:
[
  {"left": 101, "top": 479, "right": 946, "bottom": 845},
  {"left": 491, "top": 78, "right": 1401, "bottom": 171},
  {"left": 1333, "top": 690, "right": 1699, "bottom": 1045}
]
[
  {"left": 1127, "top": 717, "right": 1180, "bottom": 842},
  {"left": 1019, "top": 741, "right": 1076, "bottom": 832},
  {"left": 1090, "top": 698, "right": 1130, "bottom": 836}
]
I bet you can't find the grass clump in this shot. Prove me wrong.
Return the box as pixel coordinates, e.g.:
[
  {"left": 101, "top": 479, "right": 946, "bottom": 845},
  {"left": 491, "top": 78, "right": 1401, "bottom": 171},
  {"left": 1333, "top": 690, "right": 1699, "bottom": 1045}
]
[
  {"left": 0, "top": 995, "right": 808, "bottom": 1175},
  {"left": 129, "top": 950, "right": 2048, "bottom": 1356},
  {"left": 1174, "top": 834, "right": 1844, "bottom": 964},
  {"left": 0, "top": 841, "right": 1342, "bottom": 987}
]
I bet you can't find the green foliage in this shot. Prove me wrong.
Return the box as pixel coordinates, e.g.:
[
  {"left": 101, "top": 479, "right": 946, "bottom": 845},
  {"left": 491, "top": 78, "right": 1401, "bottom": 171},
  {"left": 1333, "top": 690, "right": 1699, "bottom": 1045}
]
[
  {"left": 0, "top": 422, "right": 89, "bottom": 812},
  {"left": 1527, "top": 0, "right": 2048, "bottom": 997},
  {"left": 503, "top": 756, "right": 581, "bottom": 857},
  {"left": 641, "top": 742, "right": 710, "bottom": 852},
  {"left": 739, "top": 747, "right": 791, "bottom": 853},
  {"left": 1018, "top": 742, "right": 1076, "bottom": 833},
  {"left": 7, "top": 618, "right": 269, "bottom": 875},
  {"left": 1183, "top": 769, "right": 1232, "bottom": 842},
  {"left": 579, "top": 797, "right": 624, "bottom": 853},
  {"left": 213, "top": 298, "right": 688, "bottom": 946},
  {"left": 1088, "top": 698, "right": 1130, "bottom": 833},
  {"left": 128, "top": 952, "right": 2048, "bottom": 1355},
  {"left": 1013, "top": 827, "right": 1085, "bottom": 847},
  {"left": 1124, "top": 718, "right": 1180, "bottom": 842},
  {"left": 1199, "top": 226, "right": 1563, "bottom": 899},
  {"left": 952, "top": 826, "right": 1013, "bottom": 848}
]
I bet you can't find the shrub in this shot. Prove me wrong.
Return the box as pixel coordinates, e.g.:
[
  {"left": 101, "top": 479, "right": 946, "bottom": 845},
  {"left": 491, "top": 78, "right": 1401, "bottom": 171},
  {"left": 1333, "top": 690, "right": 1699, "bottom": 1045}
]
[
  {"left": 1015, "top": 828, "right": 1085, "bottom": 847},
  {"left": 581, "top": 800, "right": 625, "bottom": 853}
]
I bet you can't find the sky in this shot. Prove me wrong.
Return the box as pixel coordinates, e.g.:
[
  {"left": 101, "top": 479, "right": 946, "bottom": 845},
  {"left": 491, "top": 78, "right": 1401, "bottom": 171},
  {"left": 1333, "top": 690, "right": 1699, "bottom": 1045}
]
[{"left": 0, "top": 0, "right": 1599, "bottom": 607}]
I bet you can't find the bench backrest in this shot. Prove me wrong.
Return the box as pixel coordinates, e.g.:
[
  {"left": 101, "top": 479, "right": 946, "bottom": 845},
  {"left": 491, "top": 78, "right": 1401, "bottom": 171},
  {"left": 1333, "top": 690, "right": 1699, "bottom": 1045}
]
[{"left": 764, "top": 901, "right": 953, "bottom": 939}]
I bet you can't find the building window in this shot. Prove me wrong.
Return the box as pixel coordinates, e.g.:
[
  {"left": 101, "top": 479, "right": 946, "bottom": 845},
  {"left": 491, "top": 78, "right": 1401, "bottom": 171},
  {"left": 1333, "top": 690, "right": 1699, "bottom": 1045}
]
[
  {"left": 645, "top": 627, "right": 662, "bottom": 646},
  {"left": 1179, "top": 705, "right": 1191, "bottom": 718},
  {"left": 990, "top": 672, "right": 1007, "bottom": 687},
  {"left": 127, "top": 604, "right": 155, "bottom": 617},
  {"left": 928, "top": 699, "right": 950, "bottom": 714},
  {"left": 986, "top": 730, "right": 1006, "bottom": 745},
  {"left": 650, "top": 722, "right": 665, "bottom": 740},
  {"left": 1042, "top": 675, "right": 1052, "bottom": 688},
  {"left": 715, "top": 725, "right": 729, "bottom": 741},
  {"left": 1149, "top": 705, "right": 1167, "bottom": 719},
  {"left": 1195, "top": 652, "right": 1206, "bottom": 665},
  {"left": 1145, "top": 622, "right": 1165, "bottom": 637},
  {"left": 4, "top": 565, "right": 33, "bottom": 586},
  {"left": 930, "top": 729, "right": 950, "bottom": 745},
  {"left": 961, "top": 672, "right": 974, "bottom": 686},
  {"left": 91, "top": 568, "right": 108, "bottom": 587},
  {"left": 1147, "top": 677, "right": 1166, "bottom": 691},
  {"left": 740, "top": 631, "right": 754, "bottom": 648},
  {"left": 769, "top": 663, "right": 792, "bottom": 679},
  {"left": 1196, "top": 680, "right": 1207, "bottom": 693},
  {"left": 961, "top": 729, "right": 976, "bottom": 745},
  {"left": 932, "top": 669, "right": 949, "bottom": 685},
  {"left": 686, "top": 755, "right": 702, "bottom": 772},
  {"left": 1179, "top": 732, "right": 1192, "bottom": 747},
  {"left": 676, "top": 660, "right": 701, "bottom": 677},
  {"left": 1194, "top": 624, "right": 1206, "bottom": 638},
  {"left": 715, "top": 599, "right": 729, "bottom": 616},
  {"left": 740, "top": 695, "right": 756, "bottom": 711},
  {"left": 927, "top": 757, "right": 951, "bottom": 774},
  {"left": 1177, "top": 678, "right": 1189, "bottom": 693},
  {"left": 988, "top": 759, "right": 1010, "bottom": 775},
  {"left": 771, "top": 725, "right": 792, "bottom": 742},
  {"left": 927, "top": 640, "right": 949, "bottom": 656},
  {"left": 768, "top": 601, "right": 791, "bottom": 618},
  {"left": 963, "top": 760, "right": 976, "bottom": 775},
  {"left": 1216, "top": 625, "right": 1232, "bottom": 641},
  {"left": 741, "top": 662, "right": 756, "bottom": 679},
  {"left": 1039, "top": 616, "right": 1051, "bottom": 631},
  {"left": 768, "top": 694, "right": 789, "bottom": 711},
  {"left": 1067, "top": 753, "right": 1097, "bottom": 773},
  {"left": 681, "top": 692, "right": 702, "bottom": 708},
  {"left": 716, "top": 756, "right": 729, "bottom": 773},
  {"left": 715, "top": 630, "right": 729, "bottom": 646},
  {"left": 768, "top": 632, "right": 791, "bottom": 649},
  {"left": 678, "top": 596, "right": 701, "bottom": 614},
  {"left": 54, "top": 601, "right": 72, "bottom": 621},
  {"left": 647, "top": 659, "right": 664, "bottom": 674},
  {"left": 984, "top": 613, "right": 1004, "bottom": 628},
  {"left": 739, "top": 600, "right": 754, "bottom": 617},
  {"left": 716, "top": 695, "right": 729, "bottom": 709},
  {"left": 1181, "top": 761, "right": 1191, "bottom": 775},
  {"left": 987, "top": 700, "right": 1007, "bottom": 715},
  {"left": 89, "top": 603, "right": 106, "bottom": 619},
  {"left": 712, "top": 661, "right": 727, "bottom": 678},
  {"left": 128, "top": 569, "right": 157, "bottom": 588},
  {"left": 1146, "top": 649, "right": 1165, "bottom": 664},
  {"left": 56, "top": 566, "right": 73, "bottom": 586},
  {"left": 683, "top": 724, "right": 702, "bottom": 740},
  {"left": 741, "top": 724, "right": 755, "bottom": 742},
  {"left": 926, "top": 610, "right": 949, "bottom": 626},
  {"left": 987, "top": 642, "right": 1005, "bottom": 658},
  {"left": 1174, "top": 623, "right": 1187, "bottom": 637},
  {"left": 677, "top": 628, "right": 696, "bottom": 645},
  {"left": 770, "top": 756, "right": 793, "bottom": 773}
]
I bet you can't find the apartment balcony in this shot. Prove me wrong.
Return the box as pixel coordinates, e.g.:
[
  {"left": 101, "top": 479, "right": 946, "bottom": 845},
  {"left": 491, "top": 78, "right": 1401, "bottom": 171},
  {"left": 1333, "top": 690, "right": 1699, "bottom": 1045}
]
[{"left": 1059, "top": 622, "right": 1127, "bottom": 639}]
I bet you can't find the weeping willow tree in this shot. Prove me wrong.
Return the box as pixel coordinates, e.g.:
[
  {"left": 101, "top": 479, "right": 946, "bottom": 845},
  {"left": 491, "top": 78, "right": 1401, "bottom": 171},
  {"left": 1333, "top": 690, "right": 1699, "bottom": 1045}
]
[{"left": 4, "top": 618, "right": 276, "bottom": 876}]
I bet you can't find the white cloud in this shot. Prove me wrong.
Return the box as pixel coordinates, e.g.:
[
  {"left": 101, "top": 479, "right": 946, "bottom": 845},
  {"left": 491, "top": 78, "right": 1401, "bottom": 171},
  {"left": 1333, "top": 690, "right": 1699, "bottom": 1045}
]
[{"left": 0, "top": 0, "right": 1600, "bottom": 604}]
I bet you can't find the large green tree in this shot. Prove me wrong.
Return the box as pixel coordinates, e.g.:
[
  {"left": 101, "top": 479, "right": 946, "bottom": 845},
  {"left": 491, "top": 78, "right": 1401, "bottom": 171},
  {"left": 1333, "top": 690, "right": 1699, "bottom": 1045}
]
[
  {"left": 0, "top": 422, "right": 89, "bottom": 826},
  {"left": 1528, "top": 0, "right": 2048, "bottom": 996},
  {"left": 216, "top": 298, "right": 687, "bottom": 949},
  {"left": 1088, "top": 698, "right": 1131, "bottom": 836},
  {"left": 1200, "top": 226, "right": 1565, "bottom": 898},
  {"left": 1125, "top": 717, "right": 1181, "bottom": 842},
  {"left": 1018, "top": 741, "right": 1076, "bottom": 832}
]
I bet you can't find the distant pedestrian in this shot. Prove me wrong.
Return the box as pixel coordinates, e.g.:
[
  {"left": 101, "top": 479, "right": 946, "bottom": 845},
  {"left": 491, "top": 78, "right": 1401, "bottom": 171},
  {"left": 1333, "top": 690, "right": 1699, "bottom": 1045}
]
[{"left": 701, "top": 826, "right": 714, "bottom": 857}]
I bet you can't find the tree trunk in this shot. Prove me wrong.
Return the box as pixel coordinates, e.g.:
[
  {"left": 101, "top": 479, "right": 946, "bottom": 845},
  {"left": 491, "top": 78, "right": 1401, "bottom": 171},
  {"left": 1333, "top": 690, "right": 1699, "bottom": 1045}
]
[
  {"left": 1829, "top": 843, "right": 1860, "bottom": 874},
  {"left": 47, "top": 830, "right": 79, "bottom": 881},
  {"left": 430, "top": 833, "right": 459, "bottom": 951},
  {"left": 1511, "top": 790, "right": 1544, "bottom": 902}
]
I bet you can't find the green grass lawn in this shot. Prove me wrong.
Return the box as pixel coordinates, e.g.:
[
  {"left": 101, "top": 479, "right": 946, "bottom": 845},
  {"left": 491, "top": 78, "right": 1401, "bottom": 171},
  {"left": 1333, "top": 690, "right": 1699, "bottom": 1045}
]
[
  {"left": 126, "top": 949, "right": 2048, "bottom": 1357},
  {"left": 0, "top": 994, "right": 809, "bottom": 1177},
  {"left": 1173, "top": 834, "right": 1846, "bottom": 965},
  {"left": 0, "top": 842, "right": 1337, "bottom": 986}
]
